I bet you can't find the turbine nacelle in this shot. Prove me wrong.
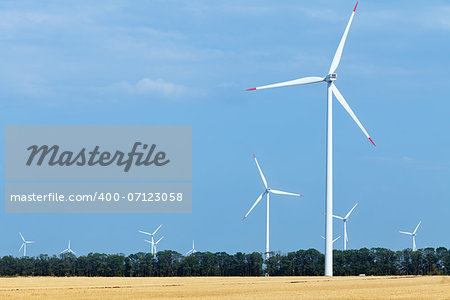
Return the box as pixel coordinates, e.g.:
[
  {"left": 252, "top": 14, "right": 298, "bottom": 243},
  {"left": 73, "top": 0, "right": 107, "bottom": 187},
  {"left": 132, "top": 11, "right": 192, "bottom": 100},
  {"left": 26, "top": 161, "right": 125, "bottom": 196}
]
[{"left": 325, "top": 73, "right": 338, "bottom": 82}]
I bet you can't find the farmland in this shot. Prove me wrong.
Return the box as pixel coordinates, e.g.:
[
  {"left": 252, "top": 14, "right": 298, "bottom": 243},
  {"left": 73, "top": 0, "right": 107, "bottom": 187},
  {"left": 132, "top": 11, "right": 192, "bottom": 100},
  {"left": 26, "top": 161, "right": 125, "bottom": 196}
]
[{"left": 0, "top": 276, "right": 448, "bottom": 299}]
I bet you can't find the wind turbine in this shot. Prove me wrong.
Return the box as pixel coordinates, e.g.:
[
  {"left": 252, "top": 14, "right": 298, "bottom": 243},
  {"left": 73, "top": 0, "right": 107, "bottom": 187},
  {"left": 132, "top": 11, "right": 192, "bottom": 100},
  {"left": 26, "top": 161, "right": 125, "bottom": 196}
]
[
  {"left": 243, "top": 154, "right": 303, "bottom": 264},
  {"left": 321, "top": 235, "right": 341, "bottom": 244},
  {"left": 245, "top": 2, "right": 375, "bottom": 276},
  {"left": 186, "top": 240, "right": 197, "bottom": 255},
  {"left": 399, "top": 221, "right": 422, "bottom": 251},
  {"left": 61, "top": 240, "right": 76, "bottom": 255},
  {"left": 333, "top": 202, "right": 359, "bottom": 250},
  {"left": 153, "top": 236, "right": 164, "bottom": 253},
  {"left": 138, "top": 224, "right": 162, "bottom": 255},
  {"left": 18, "top": 232, "right": 34, "bottom": 257}
]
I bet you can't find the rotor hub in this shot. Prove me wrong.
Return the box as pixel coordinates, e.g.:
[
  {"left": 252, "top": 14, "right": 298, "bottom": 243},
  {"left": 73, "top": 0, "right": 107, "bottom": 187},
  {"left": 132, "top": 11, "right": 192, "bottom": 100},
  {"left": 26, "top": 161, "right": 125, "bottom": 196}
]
[{"left": 325, "top": 73, "right": 338, "bottom": 82}]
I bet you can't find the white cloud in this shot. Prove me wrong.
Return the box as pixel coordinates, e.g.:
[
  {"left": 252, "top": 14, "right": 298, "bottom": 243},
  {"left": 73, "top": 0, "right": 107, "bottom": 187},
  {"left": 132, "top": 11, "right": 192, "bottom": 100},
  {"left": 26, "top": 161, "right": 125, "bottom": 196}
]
[
  {"left": 135, "top": 78, "right": 187, "bottom": 96},
  {"left": 362, "top": 155, "right": 449, "bottom": 171},
  {"left": 0, "top": 11, "right": 52, "bottom": 29},
  {"left": 216, "top": 82, "right": 237, "bottom": 88},
  {"left": 422, "top": 6, "right": 450, "bottom": 31},
  {"left": 357, "top": 4, "right": 450, "bottom": 33},
  {"left": 104, "top": 78, "right": 206, "bottom": 99}
]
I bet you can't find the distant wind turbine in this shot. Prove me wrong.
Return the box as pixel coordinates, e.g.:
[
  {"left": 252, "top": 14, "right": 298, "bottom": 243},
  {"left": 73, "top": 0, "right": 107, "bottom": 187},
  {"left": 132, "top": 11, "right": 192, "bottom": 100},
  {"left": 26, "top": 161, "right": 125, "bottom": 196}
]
[
  {"left": 61, "top": 240, "right": 76, "bottom": 255},
  {"left": 399, "top": 221, "right": 422, "bottom": 251},
  {"left": 18, "top": 232, "right": 34, "bottom": 257},
  {"left": 333, "top": 202, "right": 359, "bottom": 250},
  {"left": 243, "top": 154, "right": 303, "bottom": 263},
  {"left": 138, "top": 225, "right": 162, "bottom": 255},
  {"left": 245, "top": 2, "right": 375, "bottom": 276},
  {"left": 186, "top": 240, "right": 197, "bottom": 255}
]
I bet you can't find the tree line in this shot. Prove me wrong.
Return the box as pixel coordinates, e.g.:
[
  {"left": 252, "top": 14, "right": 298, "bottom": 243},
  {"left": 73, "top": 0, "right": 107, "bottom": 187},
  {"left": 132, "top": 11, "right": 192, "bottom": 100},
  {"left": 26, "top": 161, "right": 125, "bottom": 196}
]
[{"left": 0, "top": 247, "right": 448, "bottom": 277}]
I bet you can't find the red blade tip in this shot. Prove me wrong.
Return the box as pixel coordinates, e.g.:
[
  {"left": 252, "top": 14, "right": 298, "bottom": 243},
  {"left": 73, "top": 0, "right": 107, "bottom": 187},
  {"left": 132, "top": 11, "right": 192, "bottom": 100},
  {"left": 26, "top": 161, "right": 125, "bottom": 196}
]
[
  {"left": 354, "top": 2, "right": 358, "bottom": 12},
  {"left": 300, "top": 195, "right": 305, "bottom": 197},
  {"left": 246, "top": 88, "right": 256, "bottom": 91},
  {"left": 253, "top": 153, "right": 256, "bottom": 158},
  {"left": 242, "top": 217, "right": 246, "bottom": 221},
  {"left": 369, "top": 137, "right": 376, "bottom": 146}
]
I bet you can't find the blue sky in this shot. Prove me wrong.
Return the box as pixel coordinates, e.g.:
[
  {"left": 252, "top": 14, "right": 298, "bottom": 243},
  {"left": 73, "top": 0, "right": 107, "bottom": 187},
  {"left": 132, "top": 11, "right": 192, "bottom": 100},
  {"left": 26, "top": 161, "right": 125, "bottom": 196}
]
[{"left": 0, "top": 0, "right": 449, "bottom": 257}]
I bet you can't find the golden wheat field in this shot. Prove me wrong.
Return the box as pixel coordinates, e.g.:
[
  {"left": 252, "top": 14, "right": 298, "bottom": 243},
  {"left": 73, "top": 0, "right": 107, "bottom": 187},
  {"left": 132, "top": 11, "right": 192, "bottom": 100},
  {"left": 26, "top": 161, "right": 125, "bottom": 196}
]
[{"left": 0, "top": 276, "right": 449, "bottom": 300}]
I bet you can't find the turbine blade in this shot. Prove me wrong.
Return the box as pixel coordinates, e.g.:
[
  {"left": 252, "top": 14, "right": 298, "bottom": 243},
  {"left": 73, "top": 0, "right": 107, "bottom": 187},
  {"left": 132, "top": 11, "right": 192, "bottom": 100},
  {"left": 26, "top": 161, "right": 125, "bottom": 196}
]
[
  {"left": 144, "top": 239, "right": 152, "bottom": 244},
  {"left": 320, "top": 236, "right": 325, "bottom": 240},
  {"left": 331, "top": 84, "right": 375, "bottom": 146},
  {"left": 242, "top": 191, "right": 265, "bottom": 220},
  {"left": 344, "top": 201, "right": 359, "bottom": 219},
  {"left": 27, "top": 241, "right": 35, "bottom": 244},
  {"left": 329, "top": 2, "right": 358, "bottom": 74},
  {"left": 186, "top": 249, "right": 193, "bottom": 255},
  {"left": 253, "top": 154, "right": 268, "bottom": 189},
  {"left": 155, "top": 236, "right": 164, "bottom": 244},
  {"left": 333, "top": 215, "right": 344, "bottom": 220},
  {"left": 399, "top": 231, "right": 413, "bottom": 236},
  {"left": 70, "top": 250, "right": 76, "bottom": 255},
  {"left": 152, "top": 225, "right": 162, "bottom": 236},
  {"left": 246, "top": 76, "right": 324, "bottom": 91},
  {"left": 333, "top": 236, "right": 342, "bottom": 243},
  {"left": 269, "top": 189, "right": 303, "bottom": 197},
  {"left": 138, "top": 230, "right": 152, "bottom": 236},
  {"left": 19, "top": 232, "right": 25, "bottom": 242},
  {"left": 61, "top": 249, "right": 68, "bottom": 254},
  {"left": 19, "top": 243, "right": 24, "bottom": 252},
  {"left": 413, "top": 221, "right": 422, "bottom": 234}
]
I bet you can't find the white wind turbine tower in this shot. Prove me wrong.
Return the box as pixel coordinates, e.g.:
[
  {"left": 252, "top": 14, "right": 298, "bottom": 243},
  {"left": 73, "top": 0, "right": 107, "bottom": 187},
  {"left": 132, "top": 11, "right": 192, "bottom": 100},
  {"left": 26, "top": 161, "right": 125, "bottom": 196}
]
[
  {"left": 246, "top": 2, "right": 375, "bottom": 276},
  {"left": 243, "top": 154, "right": 303, "bottom": 263},
  {"left": 138, "top": 224, "right": 162, "bottom": 255},
  {"left": 61, "top": 240, "right": 76, "bottom": 255},
  {"left": 399, "top": 221, "right": 422, "bottom": 251},
  {"left": 18, "top": 232, "right": 34, "bottom": 257},
  {"left": 186, "top": 240, "right": 197, "bottom": 255},
  {"left": 333, "top": 202, "right": 359, "bottom": 250}
]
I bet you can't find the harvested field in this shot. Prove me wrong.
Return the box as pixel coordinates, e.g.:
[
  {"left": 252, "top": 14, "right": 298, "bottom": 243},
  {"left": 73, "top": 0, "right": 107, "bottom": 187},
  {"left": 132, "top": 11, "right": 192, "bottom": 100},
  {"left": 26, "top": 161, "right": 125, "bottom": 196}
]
[{"left": 0, "top": 276, "right": 449, "bottom": 299}]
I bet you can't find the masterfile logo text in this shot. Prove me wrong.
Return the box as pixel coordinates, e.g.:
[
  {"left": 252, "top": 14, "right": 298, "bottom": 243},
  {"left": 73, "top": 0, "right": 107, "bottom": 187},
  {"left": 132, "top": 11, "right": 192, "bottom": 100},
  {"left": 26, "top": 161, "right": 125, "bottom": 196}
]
[
  {"left": 5, "top": 125, "right": 192, "bottom": 213},
  {"left": 26, "top": 142, "right": 170, "bottom": 172},
  {"left": 6, "top": 125, "right": 191, "bottom": 181}
]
